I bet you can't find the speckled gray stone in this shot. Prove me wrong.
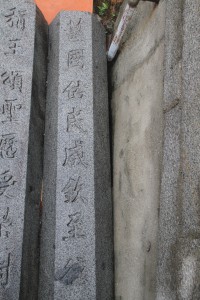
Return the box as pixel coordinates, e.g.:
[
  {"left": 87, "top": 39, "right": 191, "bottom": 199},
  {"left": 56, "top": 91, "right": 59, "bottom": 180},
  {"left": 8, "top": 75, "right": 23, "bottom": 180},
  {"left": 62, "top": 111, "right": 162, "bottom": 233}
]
[
  {"left": 39, "top": 11, "right": 113, "bottom": 300},
  {"left": 0, "top": 1, "right": 47, "bottom": 299},
  {"left": 157, "top": 1, "right": 200, "bottom": 299}
]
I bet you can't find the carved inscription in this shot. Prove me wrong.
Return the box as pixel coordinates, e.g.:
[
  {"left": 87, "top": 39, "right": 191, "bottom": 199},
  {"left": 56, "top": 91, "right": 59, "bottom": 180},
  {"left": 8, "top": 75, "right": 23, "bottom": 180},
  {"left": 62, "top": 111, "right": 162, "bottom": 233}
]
[
  {"left": 55, "top": 257, "right": 85, "bottom": 286},
  {"left": 65, "top": 18, "right": 83, "bottom": 42},
  {"left": 63, "top": 81, "right": 85, "bottom": 100},
  {"left": 0, "top": 133, "right": 17, "bottom": 159},
  {"left": 0, "top": 208, "right": 12, "bottom": 238},
  {"left": 62, "top": 177, "right": 87, "bottom": 204},
  {"left": 63, "top": 212, "right": 85, "bottom": 240},
  {"left": 63, "top": 140, "right": 88, "bottom": 168},
  {"left": 67, "top": 108, "right": 87, "bottom": 134},
  {"left": 4, "top": 39, "right": 21, "bottom": 56},
  {"left": 4, "top": 7, "right": 26, "bottom": 31},
  {"left": 1, "top": 71, "right": 22, "bottom": 93},
  {"left": 0, "top": 253, "right": 10, "bottom": 288},
  {"left": 0, "top": 99, "right": 22, "bottom": 123},
  {"left": 0, "top": 170, "right": 16, "bottom": 198},
  {"left": 68, "top": 50, "right": 84, "bottom": 68}
]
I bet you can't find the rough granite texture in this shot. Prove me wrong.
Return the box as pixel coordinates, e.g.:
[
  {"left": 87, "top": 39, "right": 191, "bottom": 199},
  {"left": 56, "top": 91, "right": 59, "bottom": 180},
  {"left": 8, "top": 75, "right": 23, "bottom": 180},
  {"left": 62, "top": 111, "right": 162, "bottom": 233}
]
[
  {"left": 0, "top": 1, "right": 47, "bottom": 300},
  {"left": 111, "top": 1, "right": 165, "bottom": 299},
  {"left": 39, "top": 11, "right": 113, "bottom": 300},
  {"left": 157, "top": 0, "right": 200, "bottom": 299}
]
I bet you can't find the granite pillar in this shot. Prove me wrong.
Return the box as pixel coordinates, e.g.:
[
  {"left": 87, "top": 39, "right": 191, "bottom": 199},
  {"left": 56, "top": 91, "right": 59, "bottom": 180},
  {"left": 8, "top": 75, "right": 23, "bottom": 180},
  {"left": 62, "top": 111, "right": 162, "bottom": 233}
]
[
  {"left": 0, "top": 1, "right": 47, "bottom": 299},
  {"left": 39, "top": 11, "right": 113, "bottom": 300}
]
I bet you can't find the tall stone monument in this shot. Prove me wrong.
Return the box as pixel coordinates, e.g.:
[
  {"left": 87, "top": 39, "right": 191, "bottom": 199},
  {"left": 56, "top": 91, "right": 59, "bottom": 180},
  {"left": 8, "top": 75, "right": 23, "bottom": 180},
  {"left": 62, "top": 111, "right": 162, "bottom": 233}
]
[
  {"left": 0, "top": 1, "right": 47, "bottom": 299},
  {"left": 39, "top": 11, "right": 113, "bottom": 300},
  {"left": 157, "top": 0, "right": 200, "bottom": 299}
]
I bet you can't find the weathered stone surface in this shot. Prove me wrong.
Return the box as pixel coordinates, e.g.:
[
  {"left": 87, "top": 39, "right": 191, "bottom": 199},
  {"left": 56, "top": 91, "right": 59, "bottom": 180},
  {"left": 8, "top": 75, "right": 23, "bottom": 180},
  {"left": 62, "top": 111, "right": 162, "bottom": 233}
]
[
  {"left": 112, "top": 0, "right": 166, "bottom": 91},
  {"left": 111, "top": 1, "right": 165, "bottom": 299},
  {"left": 39, "top": 11, "right": 113, "bottom": 300},
  {"left": 157, "top": 1, "right": 200, "bottom": 299},
  {"left": 0, "top": 1, "right": 47, "bottom": 299}
]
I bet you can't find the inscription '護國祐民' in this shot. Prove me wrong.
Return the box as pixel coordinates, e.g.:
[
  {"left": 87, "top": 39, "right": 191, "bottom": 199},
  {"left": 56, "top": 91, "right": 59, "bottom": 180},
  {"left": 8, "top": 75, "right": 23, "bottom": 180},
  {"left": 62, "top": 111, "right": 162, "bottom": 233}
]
[
  {"left": 63, "top": 81, "right": 85, "bottom": 100},
  {"left": 65, "top": 18, "right": 83, "bottom": 42},
  {"left": 68, "top": 50, "right": 84, "bottom": 69},
  {"left": 67, "top": 108, "right": 87, "bottom": 134}
]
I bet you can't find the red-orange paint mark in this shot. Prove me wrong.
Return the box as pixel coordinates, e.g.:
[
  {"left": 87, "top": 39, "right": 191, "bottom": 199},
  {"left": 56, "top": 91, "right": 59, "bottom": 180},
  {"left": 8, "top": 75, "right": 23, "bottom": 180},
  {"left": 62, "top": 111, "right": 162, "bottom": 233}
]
[{"left": 35, "top": 0, "right": 93, "bottom": 24}]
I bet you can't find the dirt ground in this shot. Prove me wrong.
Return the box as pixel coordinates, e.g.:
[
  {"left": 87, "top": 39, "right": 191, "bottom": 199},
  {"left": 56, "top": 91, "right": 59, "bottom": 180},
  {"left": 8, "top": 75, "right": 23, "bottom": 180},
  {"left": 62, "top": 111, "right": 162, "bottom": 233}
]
[{"left": 94, "top": 0, "right": 123, "bottom": 33}]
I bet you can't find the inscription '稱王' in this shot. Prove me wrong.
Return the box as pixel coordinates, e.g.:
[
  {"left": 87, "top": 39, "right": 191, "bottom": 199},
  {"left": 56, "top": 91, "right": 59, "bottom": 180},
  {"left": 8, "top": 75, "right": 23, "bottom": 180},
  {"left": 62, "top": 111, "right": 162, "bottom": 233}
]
[
  {"left": 4, "top": 39, "right": 22, "bottom": 56},
  {"left": 4, "top": 7, "right": 26, "bottom": 31}
]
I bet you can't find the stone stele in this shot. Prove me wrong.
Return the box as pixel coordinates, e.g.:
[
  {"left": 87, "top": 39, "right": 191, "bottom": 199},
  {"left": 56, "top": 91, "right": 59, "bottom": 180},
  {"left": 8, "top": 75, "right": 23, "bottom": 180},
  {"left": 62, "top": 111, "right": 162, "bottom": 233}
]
[
  {"left": 38, "top": 11, "right": 113, "bottom": 300},
  {"left": 0, "top": 1, "right": 47, "bottom": 299}
]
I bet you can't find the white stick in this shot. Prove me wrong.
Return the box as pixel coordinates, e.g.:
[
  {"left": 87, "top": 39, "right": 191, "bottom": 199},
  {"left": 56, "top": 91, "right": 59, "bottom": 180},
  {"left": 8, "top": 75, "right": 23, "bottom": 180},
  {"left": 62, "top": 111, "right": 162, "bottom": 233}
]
[{"left": 107, "top": 3, "right": 135, "bottom": 61}]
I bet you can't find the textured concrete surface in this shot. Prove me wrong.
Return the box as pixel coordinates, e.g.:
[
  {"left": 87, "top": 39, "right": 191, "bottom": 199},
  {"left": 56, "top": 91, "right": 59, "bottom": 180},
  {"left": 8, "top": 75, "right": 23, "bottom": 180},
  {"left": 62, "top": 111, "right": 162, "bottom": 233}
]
[
  {"left": 111, "top": 1, "right": 165, "bottom": 299},
  {"left": 39, "top": 11, "right": 113, "bottom": 300},
  {"left": 0, "top": 1, "right": 47, "bottom": 299},
  {"left": 157, "top": 0, "right": 200, "bottom": 299}
]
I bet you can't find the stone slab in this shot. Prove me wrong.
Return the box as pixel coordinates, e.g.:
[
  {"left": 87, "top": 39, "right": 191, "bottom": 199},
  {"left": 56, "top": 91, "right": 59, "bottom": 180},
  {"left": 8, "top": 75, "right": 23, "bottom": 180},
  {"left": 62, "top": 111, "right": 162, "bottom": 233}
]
[
  {"left": 157, "top": 0, "right": 200, "bottom": 299},
  {"left": 39, "top": 11, "right": 113, "bottom": 300},
  {"left": 0, "top": 1, "right": 47, "bottom": 299},
  {"left": 111, "top": 2, "right": 165, "bottom": 298}
]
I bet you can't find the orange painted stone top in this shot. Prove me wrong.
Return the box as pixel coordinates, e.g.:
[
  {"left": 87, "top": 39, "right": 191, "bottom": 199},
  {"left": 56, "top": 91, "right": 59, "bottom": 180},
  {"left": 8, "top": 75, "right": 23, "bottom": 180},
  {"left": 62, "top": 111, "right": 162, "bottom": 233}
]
[{"left": 35, "top": 0, "right": 93, "bottom": 24}]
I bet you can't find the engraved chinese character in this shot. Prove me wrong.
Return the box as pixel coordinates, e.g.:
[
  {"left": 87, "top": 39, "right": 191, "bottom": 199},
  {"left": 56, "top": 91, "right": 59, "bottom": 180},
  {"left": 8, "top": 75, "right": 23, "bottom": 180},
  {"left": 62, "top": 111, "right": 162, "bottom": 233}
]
[
  {"left": 68, "top": 50, "right": 84, "bottom": 68},
  {"left": 1, "top": 71, "right": 22, "bottom": 93},
  {"left": 67, "top": 108, "right": 87, "bottom": 134},
  {"left": 4, "top": 39, "right": 21, "bottom": 56},
  {"left": 63, "top": 81, "right": 85, "bottom": 100},
  {"left": 1, "top": 99, "right": 22, "bottom": 123},
  {"left": 63, "top": 140, "right": 88, "bottom": 168},
  {"left": 4, "top": 7, "right": 26, "bottom": 31},
  {"left": 0, "top": 170, "right": 16, "bottom": 198},
  {"left": 62, "top": 177, "right": 87, "bottom": 204},
  {"left": 0, "top": 253, "right": 10, "bottom": 288},
  {"left": 65, "top": 18, "right": 82, "bottom": 42},
  {"left": 0, "top": 133, "right": 17, "bottom": 159},
  {"left": 0, "top": 208, "right": 12, "bottom": 238},
  {"left": 55, "top": 257, "right": 85, "bottom": 286},
  {"left": 63, "top": 212, "right": 85, "bottom": 240}
]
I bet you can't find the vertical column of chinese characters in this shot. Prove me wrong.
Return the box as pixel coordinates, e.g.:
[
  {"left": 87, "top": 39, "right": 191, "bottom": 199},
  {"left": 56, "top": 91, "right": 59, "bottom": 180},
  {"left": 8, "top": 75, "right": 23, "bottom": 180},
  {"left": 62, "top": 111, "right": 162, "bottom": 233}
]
[
  {"left": 0, "top": 5, "right": 26, "bottom": 290},
  {"left": 55, "top": 17, "right": 89, "bottom": 287}
]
